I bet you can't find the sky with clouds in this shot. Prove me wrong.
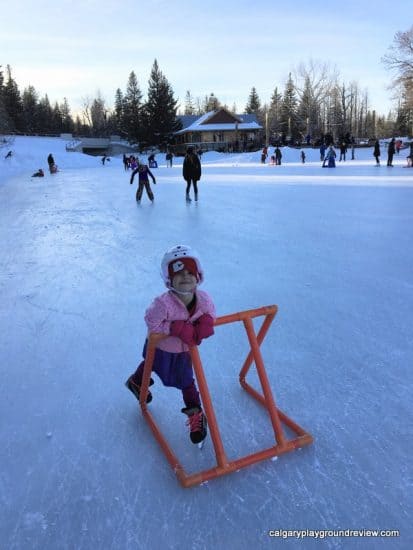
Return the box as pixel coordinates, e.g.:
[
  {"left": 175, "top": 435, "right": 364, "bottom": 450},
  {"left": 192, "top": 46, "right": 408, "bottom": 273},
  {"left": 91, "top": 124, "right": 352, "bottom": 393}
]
[{"left": 2, "top": 0, "right": 411, "bottom": 118}]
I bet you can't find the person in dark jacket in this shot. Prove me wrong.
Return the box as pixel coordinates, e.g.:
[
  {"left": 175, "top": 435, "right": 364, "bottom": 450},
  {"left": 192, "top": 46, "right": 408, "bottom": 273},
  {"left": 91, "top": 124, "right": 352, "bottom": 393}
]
[
  {"left": 130, "top": 162, "right": 156, "bottom": 203},
  {"left": 47, "top": 154, "right": 55, "bottom": 172},
  {"left": 387, "top": 138, "right": 395, "bottom": 167},
  {"left": 275, "top": 146, "right": 282, "bottom": 165},
  {"left": 373, "top": 140, "right": 381, "bottom": 165},
  {"left": 183, "top": 147, "right": 201, "bottom": 202}
]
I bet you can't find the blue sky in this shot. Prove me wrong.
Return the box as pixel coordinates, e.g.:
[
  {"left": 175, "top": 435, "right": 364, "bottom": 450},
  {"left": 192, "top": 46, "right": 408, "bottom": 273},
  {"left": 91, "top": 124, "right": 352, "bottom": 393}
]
[{"left": 2, "top": 0, "right": 411, "bottom": 118}]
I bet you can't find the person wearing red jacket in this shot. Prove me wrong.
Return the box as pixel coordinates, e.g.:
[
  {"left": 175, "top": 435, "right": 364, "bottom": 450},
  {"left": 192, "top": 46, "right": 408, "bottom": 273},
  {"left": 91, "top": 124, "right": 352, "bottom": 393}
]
[{"left": 125, "top": 245, "right": 215, "bottom": 444}]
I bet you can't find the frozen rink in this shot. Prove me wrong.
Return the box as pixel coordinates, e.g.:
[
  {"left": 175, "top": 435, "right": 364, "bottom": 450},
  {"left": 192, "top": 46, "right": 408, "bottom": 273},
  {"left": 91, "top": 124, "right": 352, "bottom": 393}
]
[{"left": 1, "top": 137, "right": 412, "bottom": 549}]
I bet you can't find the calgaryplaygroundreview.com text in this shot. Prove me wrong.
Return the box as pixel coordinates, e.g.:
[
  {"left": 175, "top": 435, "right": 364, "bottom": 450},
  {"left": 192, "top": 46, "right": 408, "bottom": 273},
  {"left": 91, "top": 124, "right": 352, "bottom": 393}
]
[{"left": 267, "top": 529, "right": 400, "bottom": 540}]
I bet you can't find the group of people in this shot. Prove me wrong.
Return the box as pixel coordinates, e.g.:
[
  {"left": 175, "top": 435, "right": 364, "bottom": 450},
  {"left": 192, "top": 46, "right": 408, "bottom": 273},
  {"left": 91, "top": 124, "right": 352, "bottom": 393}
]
[
  {"left": 129, "top": 146, "right": 202, "bottom": 204},
  {"left": 31, "top": 153, "right": 58, "bottom": 178},
  {"left": 261, "top": 146, "right": 283, "bottom": 165},
  {"left": 373, "top": 138, "right": 413, "bottom": 167}
]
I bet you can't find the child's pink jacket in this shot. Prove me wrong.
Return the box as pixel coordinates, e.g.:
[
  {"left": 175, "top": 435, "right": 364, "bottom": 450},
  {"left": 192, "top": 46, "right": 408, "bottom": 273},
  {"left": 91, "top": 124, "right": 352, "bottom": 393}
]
[{"left": 144, "top": 289, "right": 216, "bottom": 353}]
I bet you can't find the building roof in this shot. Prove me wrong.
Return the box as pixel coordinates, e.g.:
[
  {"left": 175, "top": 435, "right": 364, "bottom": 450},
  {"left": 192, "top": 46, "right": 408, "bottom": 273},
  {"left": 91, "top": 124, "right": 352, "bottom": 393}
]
[{"left": 175, "top": 109, "right": 262, "bottom": 135}]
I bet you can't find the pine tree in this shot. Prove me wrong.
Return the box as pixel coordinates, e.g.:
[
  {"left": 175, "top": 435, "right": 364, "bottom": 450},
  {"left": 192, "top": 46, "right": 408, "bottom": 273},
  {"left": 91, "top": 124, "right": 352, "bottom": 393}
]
[
  {"left": 245, "top": 87, "right": 261, "bottom": 115},
  {"left": 280, "top": 74, "right": 299, "bottom": 143},
  {"left": 144, "top": 59, "right": 180, "bottom": 145},
  {"left": 114, "top": 88, "right": 124, "bottom": 134},
  {"left": 60, "top": 98, "right": 74, "bottom": 133},
  {"left": 268, "top": 86, "right": 282, "bottom": 141},
  {"left": 0, "top": 66, "right": 12, "bottom": 132},
  {"left": 123, "top": 71, "right": 143, "bottom": 144},
  {"left": 22, "top": 85, "right": 39, "bottom": 133},
  {"left": 3, "top": 65, "right": 23, "bottom": 131}
]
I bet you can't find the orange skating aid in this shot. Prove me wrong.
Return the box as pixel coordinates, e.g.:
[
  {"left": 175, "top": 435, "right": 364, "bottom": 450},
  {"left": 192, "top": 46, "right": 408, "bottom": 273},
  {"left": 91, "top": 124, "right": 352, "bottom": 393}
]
[{"left": 138, "top": 305, "right": 313, "bottom": 488}]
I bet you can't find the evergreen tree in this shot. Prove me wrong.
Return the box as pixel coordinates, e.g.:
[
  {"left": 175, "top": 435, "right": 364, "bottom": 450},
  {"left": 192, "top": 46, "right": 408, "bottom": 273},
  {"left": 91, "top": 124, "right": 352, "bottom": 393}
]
[
  {"left": 37, "top": 94, "right": 53, "bottom": 133},
  {"left": 3, "top": 65, "right": 23, "bottom": 131},
  {"left": 245, "top": 87, "right": 261, "bottom": 115},
  {"left": 280, "top": 74, "right": 300, "bottom": 143},
  {"left": 90, "top": 93, "right": 107, "bottom": 135},
  {"left": 122, "top": 71, "right": 143, "bottom": 144},
  {"left": 0, "top": 66, "right": 12, "bottom": 132},
  {"left": 268, "top": 86, "right": 282, "bottom": 141},
  {"left": 144, "top": 59, "right": 180, "bottom": 145},
  {"left": 114, "top": 88, "right": 124, "bottom": 134},
  {"left": 22, "top": 85, "right": 39, "bottom": 133},
  {"left": 60, "top": 98, "right": 74, "bottom": 133}
]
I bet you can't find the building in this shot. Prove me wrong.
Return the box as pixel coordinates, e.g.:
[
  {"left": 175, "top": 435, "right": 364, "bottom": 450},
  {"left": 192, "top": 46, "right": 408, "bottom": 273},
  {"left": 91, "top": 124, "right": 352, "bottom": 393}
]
[{"left": 172, "top": 108, "right": 263, "bottom": 154}]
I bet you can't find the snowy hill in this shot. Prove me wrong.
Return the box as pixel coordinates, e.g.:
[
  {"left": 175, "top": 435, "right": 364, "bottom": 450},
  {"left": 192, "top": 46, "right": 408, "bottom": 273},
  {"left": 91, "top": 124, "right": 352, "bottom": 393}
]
[{"left": 1, "top": 136, "right": 412, "bottom": 549}]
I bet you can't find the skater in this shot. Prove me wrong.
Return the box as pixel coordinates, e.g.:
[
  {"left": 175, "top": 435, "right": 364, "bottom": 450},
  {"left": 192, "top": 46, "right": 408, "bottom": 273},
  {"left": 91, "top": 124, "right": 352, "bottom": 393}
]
[
  {"left": 148, "top": 153, "right": 158, "bottom": 168},
  {"left": 320, "top": 143, "right": 327, "bottom": 161},
  {"left": 275, "top": 146, "right": 282, "bottom": 165},
  {"left": 261, "top": 146, "right": 268, "bottom": 164},
  {"left": 4, "top": 150, "right": 12, "bottom": 159},
  {"left": 322, "top": 145, "right": 336, "bottom": 168},
  {"left": 183, "top": 146, "right": 201, "bottom": 202},
  {"left": 32, "top": 168, "right": 44, "bottom": 177},
  {"left": 130, "top": 161, "right": 156, "bottom": 203},
  {"left": 300, "top": 150, "right": 306, "bottom": 163},
  {"left": 339, "top": 142, "right": 347, "bottom": 161},
  {"left": 125, "top": 244, "right": 215, "bottom": 444},
  {"left": 387, "top": 138, "right": 395, "bottom": 166},
  {"left": 47, "top": 153, "right": 55, "bottom": 173},
  {"left": 166, "top": 151, "right": 173, "bottom": 167},
  {"left": 373, "top": 140, "right": 381, "bottom": 165}
]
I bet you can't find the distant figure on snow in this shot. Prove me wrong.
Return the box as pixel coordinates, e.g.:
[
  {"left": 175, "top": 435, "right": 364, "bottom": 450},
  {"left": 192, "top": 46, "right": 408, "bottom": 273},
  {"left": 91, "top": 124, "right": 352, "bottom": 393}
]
[
  {"left": 275, "top": 146, "right": 282, "bottom": 165},
  {"left": 387, "top": 138, "right": 395, "bottom": 167},
  {"left": 32, "top": 168, "right": 44, "bottom": 177},
  {"left": 373, "top": 140, "right": 381, "bottom": 165},
  {"left": 166, "top": 151, "right": 173, "bottom": 168},
  {"left": 339, "top": 142, "right": 347, "bottom": 162},
  {"left": 300, "top": 150, "right": 306, "bottom": 163},
  {"left": 148, "top": 153, "right": 158, "bottom": 168},
  {"left": 183, "top": 146, "right": 202, "bottom": 202},
  {"left": 47, "top": 153, "right": 55, "bottom": 170},
  {"left": 323, "top": 146, "right": 336, "bottom": 168},
  {"left": 130, "top": 161, "right": 156, "bottom": 203},
  {"left": 4, "top": 150, "right": 12, "bottom": 159}
]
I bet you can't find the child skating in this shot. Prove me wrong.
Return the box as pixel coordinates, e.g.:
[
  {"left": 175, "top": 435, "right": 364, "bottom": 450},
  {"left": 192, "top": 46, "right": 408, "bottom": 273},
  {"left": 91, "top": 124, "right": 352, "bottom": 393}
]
[
  {"left": 130, "top": 161, "right": 156, "bottom": 203},
  {"left": 125, "top": 245, "right": 215, "bottom": 444}
]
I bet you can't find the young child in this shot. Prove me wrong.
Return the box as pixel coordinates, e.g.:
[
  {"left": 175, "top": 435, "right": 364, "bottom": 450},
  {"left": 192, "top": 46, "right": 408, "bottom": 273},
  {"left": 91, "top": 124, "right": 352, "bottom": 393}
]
[
  {"left": 130, "top": 161, "right": 156, "bottom": 203},
  {"left": 125, "top": 245, "right": 215, "bottom": 444}
]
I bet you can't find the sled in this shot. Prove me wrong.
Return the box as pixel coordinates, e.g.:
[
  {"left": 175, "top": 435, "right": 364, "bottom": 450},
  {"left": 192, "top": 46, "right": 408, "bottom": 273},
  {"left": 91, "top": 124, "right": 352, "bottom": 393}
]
[{"left": 138, "top": 305, "right": 313, "bottom": 488}]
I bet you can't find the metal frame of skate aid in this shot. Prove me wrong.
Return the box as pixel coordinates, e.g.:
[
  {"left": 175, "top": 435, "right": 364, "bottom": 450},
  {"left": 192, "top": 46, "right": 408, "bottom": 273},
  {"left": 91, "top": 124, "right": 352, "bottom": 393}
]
[{"left": 138, "top": 305, "right": 313, "bottom": 488}]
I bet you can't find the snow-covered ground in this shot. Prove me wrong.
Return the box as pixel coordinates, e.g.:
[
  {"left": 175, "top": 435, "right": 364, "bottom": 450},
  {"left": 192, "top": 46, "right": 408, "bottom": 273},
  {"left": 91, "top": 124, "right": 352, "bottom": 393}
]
[{"left": 1, "top": 136, "right": 412, "bottom": 550}]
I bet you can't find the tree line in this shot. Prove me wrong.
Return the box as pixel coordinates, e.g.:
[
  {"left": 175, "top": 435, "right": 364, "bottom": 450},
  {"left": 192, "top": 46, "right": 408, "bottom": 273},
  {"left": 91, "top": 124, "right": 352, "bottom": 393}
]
[{"left": 1, "top": 28, "right": 412, "bottom": 146}]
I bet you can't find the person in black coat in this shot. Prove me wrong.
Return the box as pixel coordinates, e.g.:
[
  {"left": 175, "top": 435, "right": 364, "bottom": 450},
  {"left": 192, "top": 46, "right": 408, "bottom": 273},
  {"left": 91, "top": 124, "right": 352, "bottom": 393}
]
[
  {"left": 373, "top": 140, "right": 381, "bottom": 165},
  {"left": 183, "top": 146, "right": 201, "bottom": 202},
  {"left": 387, "top": 138, "right": 395, "bottom": 167}
]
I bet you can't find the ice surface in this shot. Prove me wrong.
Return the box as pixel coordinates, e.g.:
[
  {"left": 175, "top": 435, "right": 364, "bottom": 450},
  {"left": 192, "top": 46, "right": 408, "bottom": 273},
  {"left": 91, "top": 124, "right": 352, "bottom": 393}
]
[{"left": 1, "top": 137, "right": 412, "bottom": 549}]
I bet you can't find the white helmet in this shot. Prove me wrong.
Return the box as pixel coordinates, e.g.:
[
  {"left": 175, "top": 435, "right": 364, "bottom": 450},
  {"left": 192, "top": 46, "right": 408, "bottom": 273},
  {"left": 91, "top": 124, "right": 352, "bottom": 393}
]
[{"left": 161, "top": 244, "right": 204, "bottom": 287}]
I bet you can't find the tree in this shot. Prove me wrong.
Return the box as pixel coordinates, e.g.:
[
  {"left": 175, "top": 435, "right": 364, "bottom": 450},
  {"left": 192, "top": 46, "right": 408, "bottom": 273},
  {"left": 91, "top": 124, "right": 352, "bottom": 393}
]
[
  {"left": 22, "top": 85, "right": 39, "bottom": 133},
  {"left": 280, "top": 74, "right": 300, "bottom": 143},
  {"left": 268, "top": 86, "right": 282, "bottom": 140},
  {"left": 3, "top": 65, "right": 23, "bottom": 131},
  {"left": 0, "top": 66, "right": 13, "bottom": 132},
  {"left": 143, "top": 59, "right": 180, "bottom": 145},
  {"left": 245, "top": 87, "right": 261, "bottom": 115},
  {"left": 382, "top": 25, "right": 413, "bottom": 133},
  {"left": 184, "top": 90, "right": 195, "bottom": 115},
  {"left": 113, "top": 88, "right": 124, "bottom": 134},
  {"left": 60, "top": 97, "right": 74, "bottom": 133},
  {"left": 122, "top": 71, "right": 143, "bottom": 144}
]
